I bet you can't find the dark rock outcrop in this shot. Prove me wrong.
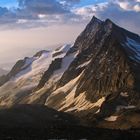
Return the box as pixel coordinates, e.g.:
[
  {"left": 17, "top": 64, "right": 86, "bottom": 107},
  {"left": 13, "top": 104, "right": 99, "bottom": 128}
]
[{"left": 0, "top": 59, "right": 27, "bottom": 86}]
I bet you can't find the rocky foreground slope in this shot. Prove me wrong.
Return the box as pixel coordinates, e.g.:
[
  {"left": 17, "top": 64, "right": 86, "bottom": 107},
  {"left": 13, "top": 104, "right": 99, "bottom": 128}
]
[{"left": 0, "top": 16, "right": 140, "bottom": 130}]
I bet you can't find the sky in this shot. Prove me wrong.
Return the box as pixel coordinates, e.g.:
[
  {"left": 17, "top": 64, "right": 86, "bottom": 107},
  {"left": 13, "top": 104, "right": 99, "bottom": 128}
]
[{"left": 0, "top": 0, "right": 140, "bottom": 70}]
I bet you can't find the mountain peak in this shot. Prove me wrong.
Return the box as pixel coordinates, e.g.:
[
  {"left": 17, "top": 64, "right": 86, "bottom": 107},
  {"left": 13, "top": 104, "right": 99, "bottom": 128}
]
[
  {"left": 90, "top": 17, "right": 114, "bottom": 26},
  {"left": 86, "top": 16, "right": 103, "bottom": 29},
  {"left": 105, "top": 18, "right": 113, "bottom": 24},
  {"left": 0, "top": 16, "right": 140, "bottom": 131},
  {"left": 90, "top": 16, "right": 102, "bottom": 24}
]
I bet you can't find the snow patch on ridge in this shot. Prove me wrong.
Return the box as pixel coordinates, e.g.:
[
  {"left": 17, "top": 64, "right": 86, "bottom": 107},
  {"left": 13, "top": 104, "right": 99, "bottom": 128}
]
[
  {"left": 54, "top": 44, "right": 72, "bottom": 54},
  {"left": 105, "top": 116, "right": 118, "bottom": 122},
  {"left": 116, "top": 105, "right": 136, "bottom": 112},
  {"left": 124, "top": 37, "right": 140, "bottom": 62},
  {"left": 120, "top": 92, "right": 129, "bottom": 97},
  {"left": 45, "top": 50, "right": 78, "bottom": 89},
  {"left": 77, "top": 60, "right": 91, "bottom": 69}
]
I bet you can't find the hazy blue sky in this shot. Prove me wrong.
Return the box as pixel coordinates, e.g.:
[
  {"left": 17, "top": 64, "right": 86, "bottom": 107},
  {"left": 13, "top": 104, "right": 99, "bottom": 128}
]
[
  {"left": 0, "top": 0, "right": 139, "bottom": 70},
  {"left": 0, "top": 0, "right": 106, "bottom": 7}
]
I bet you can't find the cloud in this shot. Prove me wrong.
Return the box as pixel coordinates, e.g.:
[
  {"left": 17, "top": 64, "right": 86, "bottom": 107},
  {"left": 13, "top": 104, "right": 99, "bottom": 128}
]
[
  {"left": 74, "top": 0, "right": 140, "bottom": 34},
  {"left": 74, "top": 2, "right": 108, "bottom": 19},
  {"left": 0, "top": 7, "right": 8, "bottom": 15},
  {"left": 0, "top": 0, "right": 84, "bottom": 29},
  {"left": 17, "top": 0, "right": 69, "bottom": 15},
  {"left": 60, "top": 0, "right": 81, "bottom": 4},
  {"left": 0, "top": 0, "right": 139, "bottom": 35},
  {"left": 114, "top": 0, "right": 140, "bottom": 12}
]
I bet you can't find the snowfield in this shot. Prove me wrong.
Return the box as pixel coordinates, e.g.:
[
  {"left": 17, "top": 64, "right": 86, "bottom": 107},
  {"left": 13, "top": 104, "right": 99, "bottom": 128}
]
[{"left": 0, "top": 44, "right": 73, "bottom": 106}]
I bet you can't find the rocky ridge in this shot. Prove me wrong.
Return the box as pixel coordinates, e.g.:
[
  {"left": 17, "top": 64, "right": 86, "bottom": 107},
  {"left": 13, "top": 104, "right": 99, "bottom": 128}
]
[{"left": 0, "top": 16, "right": 140, "bottom": 129}]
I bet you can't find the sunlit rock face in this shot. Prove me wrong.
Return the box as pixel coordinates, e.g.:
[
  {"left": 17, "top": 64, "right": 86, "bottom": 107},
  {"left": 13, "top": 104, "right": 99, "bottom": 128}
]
[{"left": 45, "top": 17, "right": 140, "bottom": 129}]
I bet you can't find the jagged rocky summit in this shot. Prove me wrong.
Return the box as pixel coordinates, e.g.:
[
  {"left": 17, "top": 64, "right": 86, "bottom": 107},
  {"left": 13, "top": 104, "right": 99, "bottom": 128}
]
[{"left": 0, "top": 16, "right": 140, "bottom": 129}]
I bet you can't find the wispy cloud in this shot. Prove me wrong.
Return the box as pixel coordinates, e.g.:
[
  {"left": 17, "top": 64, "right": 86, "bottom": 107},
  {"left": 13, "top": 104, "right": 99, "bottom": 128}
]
[
  {"left": 114, "top": 0, "right": 140, "bottom": 12},
  {"left": 0, "top": 0, "right": 139, "bottom": 34}
]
